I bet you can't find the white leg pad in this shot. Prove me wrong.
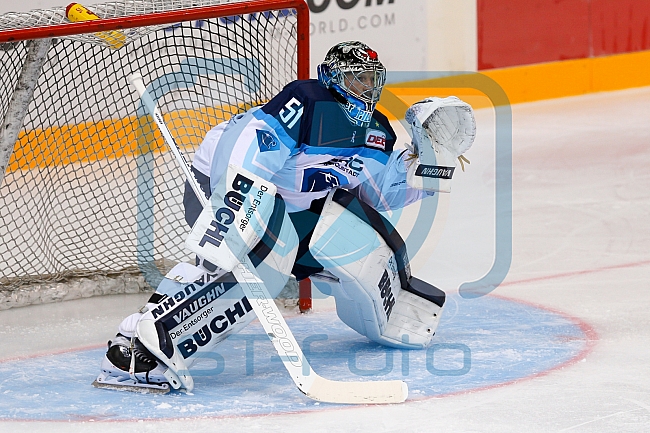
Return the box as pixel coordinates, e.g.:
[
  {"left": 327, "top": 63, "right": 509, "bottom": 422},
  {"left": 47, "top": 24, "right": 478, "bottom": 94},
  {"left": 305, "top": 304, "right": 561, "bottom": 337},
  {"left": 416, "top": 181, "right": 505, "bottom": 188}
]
[
  {"left": 383, "top": 290, "right": 444, "bottom": 348},
  {"left": 309, "top": 197, "right": 401, "bottom": 343},
  {"left": 118, "top": 312, "right": 143, "bottom": 338},
  {"left": 309, "top": 191, "right": 445, "bottom": 350},
  {"left": 136, "top": 316, "right": 190, "bottom": 391},
  {"left": 129, "top": 199, "right": 298, "bottom": 388}
]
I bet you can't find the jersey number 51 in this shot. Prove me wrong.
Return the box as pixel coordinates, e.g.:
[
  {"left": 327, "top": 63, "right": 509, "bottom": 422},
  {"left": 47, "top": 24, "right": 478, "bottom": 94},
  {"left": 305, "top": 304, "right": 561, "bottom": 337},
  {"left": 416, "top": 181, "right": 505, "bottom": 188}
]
[{"left": 279, "top": 97, "right": 303, "bottom": 129}]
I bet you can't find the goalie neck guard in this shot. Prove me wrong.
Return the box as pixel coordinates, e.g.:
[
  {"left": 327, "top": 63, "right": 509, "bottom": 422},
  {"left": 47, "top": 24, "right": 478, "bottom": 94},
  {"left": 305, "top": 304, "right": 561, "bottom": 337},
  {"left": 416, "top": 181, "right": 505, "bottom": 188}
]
[{"left": 317, "top": 41, "right": 386, "bottom": 128}]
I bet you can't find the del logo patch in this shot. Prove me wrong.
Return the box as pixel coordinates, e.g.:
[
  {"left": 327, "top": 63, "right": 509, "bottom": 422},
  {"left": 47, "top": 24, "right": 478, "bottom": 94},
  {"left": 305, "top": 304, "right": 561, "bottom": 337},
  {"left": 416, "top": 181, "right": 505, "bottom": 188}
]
[
  {"left": 365, "top": 129, "right": 386, "bottom": 150},
  {"left": 256, "top": 129, "right": 278, "bottom": 152}
]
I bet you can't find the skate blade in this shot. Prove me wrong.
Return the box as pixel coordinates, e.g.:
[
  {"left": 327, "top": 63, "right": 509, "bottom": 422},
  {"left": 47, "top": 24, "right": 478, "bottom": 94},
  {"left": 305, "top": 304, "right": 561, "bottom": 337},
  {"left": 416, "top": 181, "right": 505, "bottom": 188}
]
[{"left": 92, "top": 379, "right": 170, "bottom": 394}]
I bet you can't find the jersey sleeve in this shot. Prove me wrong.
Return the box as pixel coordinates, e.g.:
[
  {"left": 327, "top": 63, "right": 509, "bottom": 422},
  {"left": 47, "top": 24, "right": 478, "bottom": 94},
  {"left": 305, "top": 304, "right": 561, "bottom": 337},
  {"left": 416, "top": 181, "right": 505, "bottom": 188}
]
[
  {"left": 207, "top": 84, "right": 307, "bottom": 192},
  {"left": 206, "top": 112, "right": 296, "bottom": 192},
  {"left": 260, "top": 83, "right": 306, "bottom": 145},
  {"left": 354, "top": 149, "right": 433, "bottom": 212}
]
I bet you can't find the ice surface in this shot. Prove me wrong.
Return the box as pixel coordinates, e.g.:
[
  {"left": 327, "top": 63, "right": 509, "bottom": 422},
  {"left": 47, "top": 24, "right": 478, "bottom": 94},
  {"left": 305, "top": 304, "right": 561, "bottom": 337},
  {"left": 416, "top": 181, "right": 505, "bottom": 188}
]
[{"left": 0, "top": 295, "right": 591, "bottom": 421}]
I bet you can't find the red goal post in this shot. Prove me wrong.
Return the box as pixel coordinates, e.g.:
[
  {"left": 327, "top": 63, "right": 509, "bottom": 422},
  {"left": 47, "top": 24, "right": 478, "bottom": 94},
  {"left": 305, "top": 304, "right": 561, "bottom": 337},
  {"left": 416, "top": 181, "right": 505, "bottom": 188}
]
[{"left": 0, "top": 0, "right": 312, "bottom": 311}]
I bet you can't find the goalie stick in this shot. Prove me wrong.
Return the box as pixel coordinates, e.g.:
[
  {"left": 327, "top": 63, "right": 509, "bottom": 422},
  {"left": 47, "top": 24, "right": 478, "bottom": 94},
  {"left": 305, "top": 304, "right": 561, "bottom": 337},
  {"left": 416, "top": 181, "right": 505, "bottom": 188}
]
[{"left": 127, "top": 72, "right": 408, "bottom": 404}]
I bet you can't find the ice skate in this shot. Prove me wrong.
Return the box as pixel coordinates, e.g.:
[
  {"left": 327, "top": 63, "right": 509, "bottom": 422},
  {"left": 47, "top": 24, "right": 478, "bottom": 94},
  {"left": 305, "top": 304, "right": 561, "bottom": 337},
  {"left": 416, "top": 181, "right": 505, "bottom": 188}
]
[{"left": 92, "top": 334, "right": 172, "bottom": 394}]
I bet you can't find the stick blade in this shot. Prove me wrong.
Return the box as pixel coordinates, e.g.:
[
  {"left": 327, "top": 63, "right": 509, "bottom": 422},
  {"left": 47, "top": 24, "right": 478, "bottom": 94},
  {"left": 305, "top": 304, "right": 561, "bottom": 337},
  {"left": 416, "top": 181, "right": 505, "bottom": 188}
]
[{"left": 306, "top": 376, "right": 408, "bottom": 404}]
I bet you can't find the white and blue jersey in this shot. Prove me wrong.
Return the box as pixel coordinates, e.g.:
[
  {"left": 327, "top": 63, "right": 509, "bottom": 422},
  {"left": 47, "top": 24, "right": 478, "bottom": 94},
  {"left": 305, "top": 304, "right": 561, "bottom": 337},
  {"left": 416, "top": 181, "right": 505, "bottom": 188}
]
[
  {"left": 183, "top": 79, "right": 430, "bottom": 278},
  {"left": 186, "top": 80, "right": 426, "bottom": 213}
]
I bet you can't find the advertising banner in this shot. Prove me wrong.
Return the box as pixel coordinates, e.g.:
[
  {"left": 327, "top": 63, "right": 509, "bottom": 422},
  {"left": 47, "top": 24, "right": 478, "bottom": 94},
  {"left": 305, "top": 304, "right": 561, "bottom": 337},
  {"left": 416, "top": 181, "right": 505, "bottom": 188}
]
[{"left": 306, "top": 0, "right": 429, "bottom": 75}]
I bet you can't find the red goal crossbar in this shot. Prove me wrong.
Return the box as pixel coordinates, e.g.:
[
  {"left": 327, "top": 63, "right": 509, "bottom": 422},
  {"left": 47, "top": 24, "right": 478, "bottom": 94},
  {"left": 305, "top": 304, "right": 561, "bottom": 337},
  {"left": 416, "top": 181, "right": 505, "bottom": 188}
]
[{"left": 0, "top": 0, "right": 310, "bottom": 80}]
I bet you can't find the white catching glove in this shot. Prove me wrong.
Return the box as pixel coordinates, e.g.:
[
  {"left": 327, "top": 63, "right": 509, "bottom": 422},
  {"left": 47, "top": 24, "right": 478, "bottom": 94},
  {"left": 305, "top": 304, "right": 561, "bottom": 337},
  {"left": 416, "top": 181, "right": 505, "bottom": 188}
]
[{"left": 404, "top": 96, "right": 476, "bottom": 193}]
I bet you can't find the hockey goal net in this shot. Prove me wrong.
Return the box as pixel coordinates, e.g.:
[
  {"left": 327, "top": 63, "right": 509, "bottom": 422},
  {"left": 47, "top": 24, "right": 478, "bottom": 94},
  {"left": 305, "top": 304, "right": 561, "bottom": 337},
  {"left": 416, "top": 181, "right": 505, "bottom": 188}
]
[{"left": 0, "top": 0, "right": 309, "bottom": 306}]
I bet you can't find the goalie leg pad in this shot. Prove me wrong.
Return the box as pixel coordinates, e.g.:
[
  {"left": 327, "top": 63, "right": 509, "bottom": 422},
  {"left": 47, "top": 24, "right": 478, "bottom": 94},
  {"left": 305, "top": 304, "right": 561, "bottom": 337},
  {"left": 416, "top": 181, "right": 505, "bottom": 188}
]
[
  {"left": 134, "top": 196, "right": 298, "bottom": 389},
  {"left": 311, "top": 265, "right": 445, "bottom": 350},
  {"left": 184, "top": 164, "right": 290, "bottom": 272},
  {"left": 382, "top": 278, "right": 445, "bottom": 349},
  {"left": 309, "top": 190, "right": 445, "bottom": 349},
  {"left": 135, "top": 270, "right": 271, "bottom": 390}
]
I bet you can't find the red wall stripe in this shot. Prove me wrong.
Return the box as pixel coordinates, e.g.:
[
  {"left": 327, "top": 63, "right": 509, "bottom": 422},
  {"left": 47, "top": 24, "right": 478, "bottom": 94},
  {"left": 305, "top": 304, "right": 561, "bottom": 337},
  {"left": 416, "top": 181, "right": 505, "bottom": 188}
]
[
  {"left": 479, "top": 0, "right": 650, "bottom": 70},
  {"left": 592, "top": 0, "right": 650, "bottom": 55}
]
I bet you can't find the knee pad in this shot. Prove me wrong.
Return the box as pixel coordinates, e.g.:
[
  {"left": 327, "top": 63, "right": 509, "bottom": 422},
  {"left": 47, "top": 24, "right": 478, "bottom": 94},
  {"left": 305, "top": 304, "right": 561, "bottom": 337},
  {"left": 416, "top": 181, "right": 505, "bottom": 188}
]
[{"left": 309, "top": 189, "right": 445, "bottom": 349}]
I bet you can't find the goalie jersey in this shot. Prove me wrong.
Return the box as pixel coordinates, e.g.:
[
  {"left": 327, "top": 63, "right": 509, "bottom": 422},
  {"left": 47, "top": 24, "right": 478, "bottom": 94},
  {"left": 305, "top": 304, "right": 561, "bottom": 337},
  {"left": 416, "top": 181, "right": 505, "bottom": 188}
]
[{"left": 185, "top": 79, "right": 428, "bottom": 222}]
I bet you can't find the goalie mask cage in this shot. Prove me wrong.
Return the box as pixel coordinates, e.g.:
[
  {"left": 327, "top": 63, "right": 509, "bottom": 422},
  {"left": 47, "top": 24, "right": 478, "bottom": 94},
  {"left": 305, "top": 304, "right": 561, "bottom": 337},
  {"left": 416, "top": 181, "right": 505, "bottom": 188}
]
[{"left": 0, "top": 0, "right": 309, "bottom": 306}]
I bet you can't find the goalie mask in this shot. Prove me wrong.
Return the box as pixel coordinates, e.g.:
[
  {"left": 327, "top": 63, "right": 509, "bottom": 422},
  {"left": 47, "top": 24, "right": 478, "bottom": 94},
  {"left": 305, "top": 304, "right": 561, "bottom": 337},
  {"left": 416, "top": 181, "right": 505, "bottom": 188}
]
[{"left": 317, "top": 41, "right": 386, "bottom": 128}]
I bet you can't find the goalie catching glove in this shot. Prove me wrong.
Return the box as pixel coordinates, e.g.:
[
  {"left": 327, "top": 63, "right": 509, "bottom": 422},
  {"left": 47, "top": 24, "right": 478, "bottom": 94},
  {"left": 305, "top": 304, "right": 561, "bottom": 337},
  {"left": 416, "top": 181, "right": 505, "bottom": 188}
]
[{"left": 404, "top": 96, "right": 476, "bottom": 193}]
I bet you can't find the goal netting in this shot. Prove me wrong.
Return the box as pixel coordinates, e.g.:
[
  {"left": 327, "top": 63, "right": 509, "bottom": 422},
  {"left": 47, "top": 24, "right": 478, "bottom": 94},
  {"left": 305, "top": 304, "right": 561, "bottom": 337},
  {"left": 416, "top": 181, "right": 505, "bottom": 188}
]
[{"left": 0, "top": 0, "right": 308, "bottom": 308}]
